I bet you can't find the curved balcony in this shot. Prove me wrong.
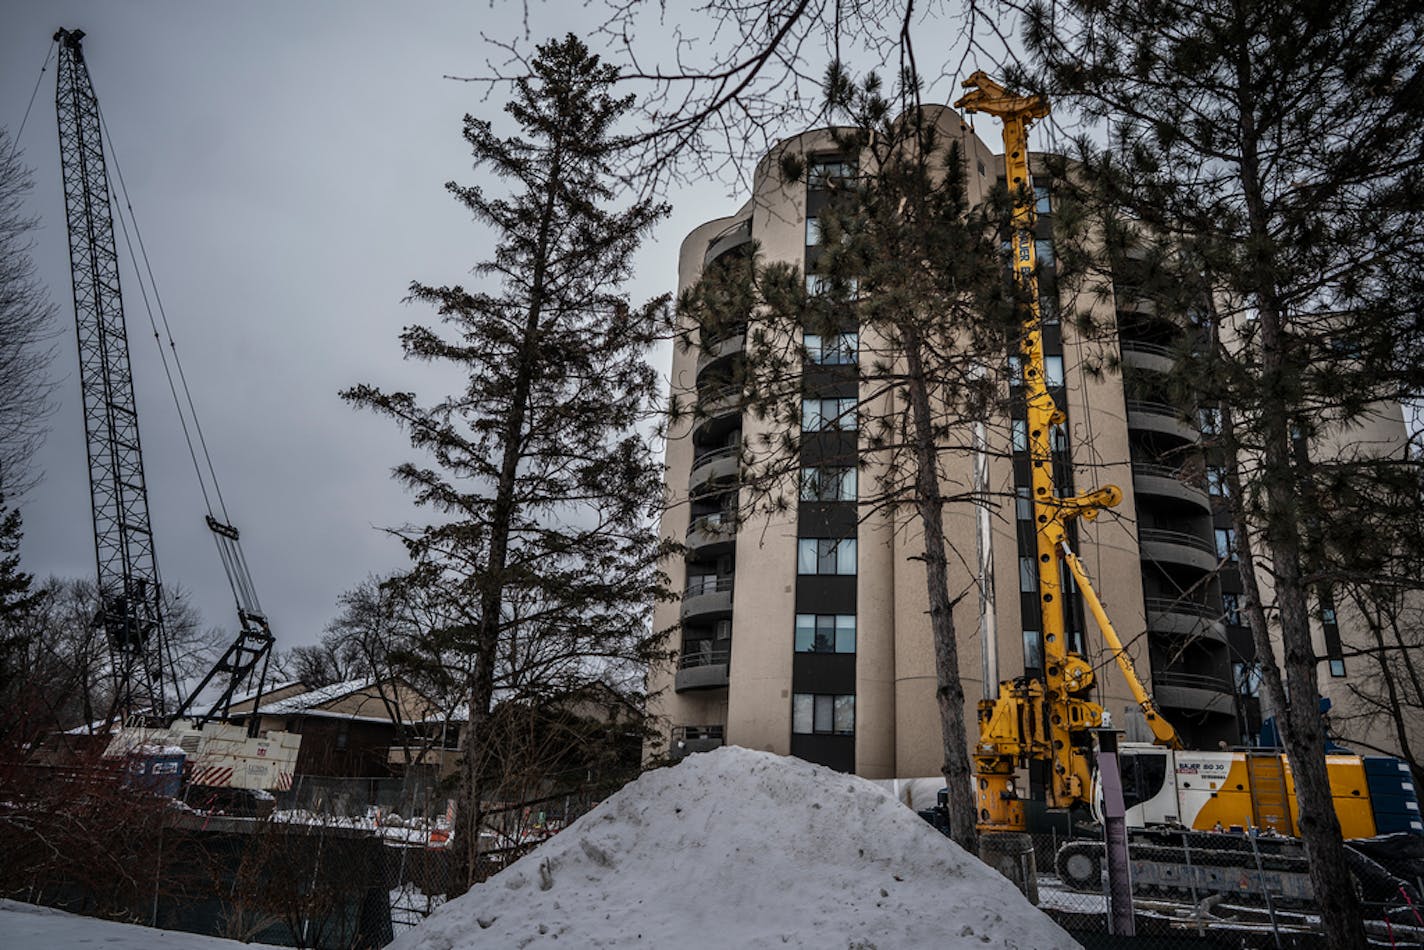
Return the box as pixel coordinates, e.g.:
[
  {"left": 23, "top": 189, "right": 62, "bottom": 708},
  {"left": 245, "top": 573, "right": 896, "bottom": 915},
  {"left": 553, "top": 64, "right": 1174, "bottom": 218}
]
[
  {"left": 689, "top": 444, "right": 739, "bottom": 492},
  {"left": 1139, "top": 528, "right": 1219, "bottom": 573},
  {"left": 1144, "top": 597, "right": 1228, "bottom": 643},
  {"left": 686, "top": 512, "right": 737, "bottom": 557},
  {"left": 669, "top": 724, "right": 725, "bottom": 761},
  {"left": 690, "top": 386, "right": 742, "bottom": 446},
  {"left": 1153, "top": 671, "right": 1236, "bottom": 716},
  {"left": 1126, "top": 399, "right": 1198, "bottom": 445},
  {"left": 1119, "top": 339, "right": 1176, "bottom": 376},
  {"left": 703, "top": 218, "right": 753, "bottom": 268},
  {"left": 1132, "top": 462, "right": 1210, "bottom": 513},
  {"left": 696, "top": 331, "right": 747, "bottom": 377},
  {"left": 675, "top": 648, "right": 731, "bottom": 693},
  {"left": 682, "top": 574, "right": 734, "bottom": 622}
]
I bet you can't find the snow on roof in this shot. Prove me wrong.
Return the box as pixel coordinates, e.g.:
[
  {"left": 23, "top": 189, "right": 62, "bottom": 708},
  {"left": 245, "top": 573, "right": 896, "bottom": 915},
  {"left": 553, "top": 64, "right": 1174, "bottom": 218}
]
[
  {"left": 256, "top": 678, "right": 374, "bottom": 715},
  {"left": 388, "top": 746, "right": 1077, "bottom": 949},
  {"left": 227, "top": 680, "right": 304, "bottom": 707}
]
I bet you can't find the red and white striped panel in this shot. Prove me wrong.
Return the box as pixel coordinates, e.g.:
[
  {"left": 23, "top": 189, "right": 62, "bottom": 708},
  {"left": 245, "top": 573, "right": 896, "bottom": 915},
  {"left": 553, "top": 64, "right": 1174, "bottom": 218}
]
[
  {"left": 190, "top": 766, "right": 234, "bottom": 788},
  {"left": 276, "top": 771, "right": 293, "bottom": 791}
]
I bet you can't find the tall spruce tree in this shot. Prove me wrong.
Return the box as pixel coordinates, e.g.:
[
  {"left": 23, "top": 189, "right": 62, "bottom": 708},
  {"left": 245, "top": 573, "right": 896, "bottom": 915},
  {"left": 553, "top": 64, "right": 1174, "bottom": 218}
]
[
  {"left": 677, "top": 69, "right": 1019, "bottom": 852},
  {"left": 1026, "top": 0, "right": 1424, "bottom": 944},
  {"left": 344, "top": 35, "right": 674, "bottom": 891}
]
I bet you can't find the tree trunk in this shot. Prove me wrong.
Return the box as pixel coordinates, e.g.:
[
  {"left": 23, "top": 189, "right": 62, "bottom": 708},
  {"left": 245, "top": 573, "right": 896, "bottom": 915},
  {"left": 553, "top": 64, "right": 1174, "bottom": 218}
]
[
  {"left": 1232, "top": 64, "right": 1369, "bottom": 937},
  {"left": 904, "top": 331, "right": 979, "bottom": 855},
  {"left": 453, "top": 142, "right": 565, "bottom": 893}
]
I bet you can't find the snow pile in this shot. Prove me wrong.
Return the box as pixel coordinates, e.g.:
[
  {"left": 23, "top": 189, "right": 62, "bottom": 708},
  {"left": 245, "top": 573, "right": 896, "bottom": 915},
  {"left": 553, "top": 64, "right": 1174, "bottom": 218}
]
[{"left": 392, "top": 746, "right": 1077, "bottom": 949}]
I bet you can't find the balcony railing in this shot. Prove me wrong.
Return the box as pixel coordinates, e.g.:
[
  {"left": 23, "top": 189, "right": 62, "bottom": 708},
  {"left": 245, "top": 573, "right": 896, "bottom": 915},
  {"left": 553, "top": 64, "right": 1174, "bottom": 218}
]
[
  {"left": 1144, "top": 597, "right": 1219, "bottom": 620},
  {"left": 678, "top": 647, "right": 731, "bottom": 670},
  {"left": 1120, "top": 339, "right": 1176, "bottom": 359},
  {"left": 1154, "top": 671, "right": 1233, "bottom": 694},
  {"left": 1139, "top": 528, "right": 1216, "bottom": 554},
  {"left": 684, "top": 575, "right": 734, "bottom": 598},
  {"left": 672, "top": 724, "right": 726, "bottom": 742},
  {"left": 1133, "top": 462, "right": 1195, "bottom": 483},
  {"left": 1125, "top": 399, "right": 1190, "bottom": 421},
  {"left": 687, "top": 512, "right": 736, "bottom": 537},
  {"left": 692, "top": 444, "right": 738, "bottom": 469}
]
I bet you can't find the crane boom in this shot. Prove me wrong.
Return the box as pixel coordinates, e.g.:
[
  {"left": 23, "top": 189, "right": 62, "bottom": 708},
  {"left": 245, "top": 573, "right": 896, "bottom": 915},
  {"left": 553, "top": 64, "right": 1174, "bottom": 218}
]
[
  {"left": 955, "top": 71, "right": 1179, "bottom": 833},
  {"left": 54, "top": 28, "right": 172, "bottom": 719},
  {"left": 54, "top": 28, "right": 275, "bottom": 727}
]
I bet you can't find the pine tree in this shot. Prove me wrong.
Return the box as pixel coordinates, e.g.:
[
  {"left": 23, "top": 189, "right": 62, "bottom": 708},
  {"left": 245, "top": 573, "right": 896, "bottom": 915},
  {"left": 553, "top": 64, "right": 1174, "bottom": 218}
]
[
  {"left": 677, "top": 68, "right": 1019, "bottom": 853},
  {"left": 1027, "top": 0, "right": 1424, "bottom": 943},
  {"left": 343, "top": 35, "right": 674, "bottom": 891}
]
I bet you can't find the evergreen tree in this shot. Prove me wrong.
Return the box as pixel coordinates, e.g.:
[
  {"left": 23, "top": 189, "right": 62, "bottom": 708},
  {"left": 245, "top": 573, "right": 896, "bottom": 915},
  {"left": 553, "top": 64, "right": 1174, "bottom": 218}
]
[
  {"left": 344, "top": 35, "right": 674, "bottom": 891},
  {"left": 677, "top": 68, "right": 1019, "bottom": 852},
  {"left": 1027, "top": 1, "right": 1424, "bottom": 943}
]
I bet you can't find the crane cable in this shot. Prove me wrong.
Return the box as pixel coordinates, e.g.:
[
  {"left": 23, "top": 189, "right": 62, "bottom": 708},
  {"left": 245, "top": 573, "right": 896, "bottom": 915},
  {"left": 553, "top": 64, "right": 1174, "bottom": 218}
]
[
  {"left": 93, "top": 104, "right": 264, "bottom": 621},
  {"left": 4, "top": 39, "right": 56, "bottom": 164}
]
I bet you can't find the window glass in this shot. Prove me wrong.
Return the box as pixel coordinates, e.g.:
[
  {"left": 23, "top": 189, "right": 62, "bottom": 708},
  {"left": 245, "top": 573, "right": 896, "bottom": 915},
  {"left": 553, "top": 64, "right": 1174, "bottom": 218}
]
[
  {"left": 1016, "top": 487, "right": 1032, "bottom": 520},
  {"left": 1036, "top": 239, "right": 1055, "bottom": 267},
  {"left": 836, "top": 615, "right": 856, "bottom": 653},
  {"left": 808, "top": 158, "right": 854, "bottom": 187},
  {"left": 794, "top": 614, "right": 816, "bottom": 652},
  {"left": 1199, "top": 407, "right": 1221, "bottom": 434},
  {"left": 806, "top": 217, "right": 822, "bottom": 245},
  {"left": 833, "top": 695, "right": 855, "bottom": 735},
  {"left": 1023, "top": 629, "right": 1043, "bottom": 668},
  {"left": 800, "top": 466, "right": 856, "bottom": 501},
  {"left": 1233, "top": 661, "right": 1261, "bottom": 696},
  {"left": 1123, "top": 752, "right": 1167, "bottom": 809},
  {"left": 1020, "top": 557, "right": 1037, "bottom": 592},
  {"left": 797, "top": 538, "right": 819, "bottom": 574},
  {"left": 805, "top": 333, "right": 824, "bottom": 364},
  {"left": 1207, "top": 466, "right": 1229, "bottom": 497},
  {"left": 1321, "top": 605, "right": 1337, "bottom": 625},
  {"left": 1215, "top": 528, "right": 1237, "bottom": 561},
  {"left": 1007, "top": 354, "right": 1022, "bottom": 385},
  {"left": 1051, "top": 423, "right": 1068, "bottom": 452},
  {"left": 1034, "top": 184, "right": 1051, "bottom": 215},
  {"left": 793, "top": 693, "right": 814, "bottom": 733},
  {"left": 798, "top": 538, "right": 857, "bottom": 575},
  {"left": 1046, "top": 355, "right": 1064, "bottom": 388},
  {"left": 814, "top": 694, "right": 834, "bottom": 732},
  {"left": 1011, "top": 419, "right": 1028, "bottom": 453},
  {"left": 1039, "top": 293, "right": 1059, "bottom": 326},
  {"left": 1329, "top": 659, "right": 1347, "bottom": 677},
  {"left": 836, "top": 539, "right": 857, "bottom": 575},
  {"left": 815, "top": 615, "right": 836, "bottom": 652},
  {"left": 1222, "top": 593, "right": 1241, "bottom": 626},
  {"left": 802, "top": 399, "right": 822, "bottom": 431}
]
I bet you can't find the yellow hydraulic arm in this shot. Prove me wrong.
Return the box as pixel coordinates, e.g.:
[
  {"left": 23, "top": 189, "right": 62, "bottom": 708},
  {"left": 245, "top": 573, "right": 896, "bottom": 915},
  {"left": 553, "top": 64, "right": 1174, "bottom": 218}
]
[{"left": 955, "top": 72, "right": 1179, "bottom": 834}]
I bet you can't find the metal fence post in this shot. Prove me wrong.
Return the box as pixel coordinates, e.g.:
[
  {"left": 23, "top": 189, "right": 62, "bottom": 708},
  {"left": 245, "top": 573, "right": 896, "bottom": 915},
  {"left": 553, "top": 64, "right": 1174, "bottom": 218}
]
[{"left": 1248, "top": 828, "right": 1283, "bottom": 950}]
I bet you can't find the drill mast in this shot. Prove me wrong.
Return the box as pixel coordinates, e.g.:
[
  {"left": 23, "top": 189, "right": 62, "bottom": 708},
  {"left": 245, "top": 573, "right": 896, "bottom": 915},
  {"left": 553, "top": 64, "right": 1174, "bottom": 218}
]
[{"left": 955, "top": 72, "right": 1180, "bottom": 833}]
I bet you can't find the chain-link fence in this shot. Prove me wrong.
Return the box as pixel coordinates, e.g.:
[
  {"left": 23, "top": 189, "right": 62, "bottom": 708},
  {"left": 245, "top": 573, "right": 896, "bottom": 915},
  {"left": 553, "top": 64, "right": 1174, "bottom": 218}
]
[{"left": 1016, "top": 830, "right": 1424, "bottom": 949}]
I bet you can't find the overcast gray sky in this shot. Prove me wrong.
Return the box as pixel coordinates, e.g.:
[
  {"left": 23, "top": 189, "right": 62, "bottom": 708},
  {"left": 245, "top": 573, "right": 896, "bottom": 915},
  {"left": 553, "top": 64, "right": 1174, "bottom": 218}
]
[{"left": 0, "top": 1, "right": 1014, "bottom": 651}]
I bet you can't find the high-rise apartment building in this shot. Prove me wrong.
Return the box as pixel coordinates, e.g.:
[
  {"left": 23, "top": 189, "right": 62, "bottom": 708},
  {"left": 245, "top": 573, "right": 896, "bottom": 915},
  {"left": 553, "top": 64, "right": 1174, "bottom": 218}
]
[{"left": 648, "top": 105, "right": 1410, "bottom": 783}]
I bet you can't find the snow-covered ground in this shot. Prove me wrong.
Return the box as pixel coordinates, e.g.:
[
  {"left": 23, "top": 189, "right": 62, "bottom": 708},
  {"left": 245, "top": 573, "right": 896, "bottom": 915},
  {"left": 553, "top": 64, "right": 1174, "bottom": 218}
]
[
  {"left": 391, "top": 746, "right": 1079, "bottom": 949},
  {"left": 0, "top": 899, "right": 280, "bottom": 949}
]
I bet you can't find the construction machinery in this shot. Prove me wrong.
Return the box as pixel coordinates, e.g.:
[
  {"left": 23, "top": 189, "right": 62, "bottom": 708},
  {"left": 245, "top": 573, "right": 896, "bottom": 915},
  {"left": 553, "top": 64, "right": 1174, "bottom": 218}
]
[
  {"left": 53, "top": 28, "right": 298, "bottom": 792},
  {"left": 948, "top": 72, "right": 1422, "bottom": 905}
]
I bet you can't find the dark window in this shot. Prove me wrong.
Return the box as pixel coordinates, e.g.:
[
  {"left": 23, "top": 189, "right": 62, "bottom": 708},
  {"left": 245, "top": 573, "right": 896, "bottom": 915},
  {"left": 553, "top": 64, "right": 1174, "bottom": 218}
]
[
  {"left": 795, "top": 613, "right": 856, "bottom": 653},
  {"left": 808, "top": 157, "right": 854, "bottom": 188},
  {"left": 805, "top": 332, "right": 858, "bottom": 365},
  {"left": 335, "top": 720, "right": 350, "bottom": 752},
  {"left": 802, "top": 397, "right": 858, "bottom": 432},
  {"left": 1233, "top": 661, "right": 1262, "bottom": 697},
  {"left": 1215, "top": 528, "right": 1237, "bottom": 561},
  {"left": 1022, "top": 628, "right": 1043, "bottom": 668},
  {"left": 792, "top": 692, "right": 855, "bottom": 735},
  {"left": 1121, "top": 751, "right": 1168, "bottom": 810},
  {"left": 800, "top": 466, "right": 857, "bottom": 502},
  {"left": 797, "top": 538, "right": 857, "bottom": 575},
  {"left": 1207, "top": 466, "right": 1230, "bottom": 498},
  {"left": 1222, "top": 593, "right": 1241, "bottom": 626},
  {"left": 1034, "top": 184, "right": 1051, "bottom": 215}
]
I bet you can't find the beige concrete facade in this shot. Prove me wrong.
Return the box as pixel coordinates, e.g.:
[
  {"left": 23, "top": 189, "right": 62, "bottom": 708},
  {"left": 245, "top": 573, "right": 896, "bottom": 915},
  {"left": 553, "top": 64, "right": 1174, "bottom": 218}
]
[{"left": 648, "top": 107, "right": 1411, "bottom": 783}]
